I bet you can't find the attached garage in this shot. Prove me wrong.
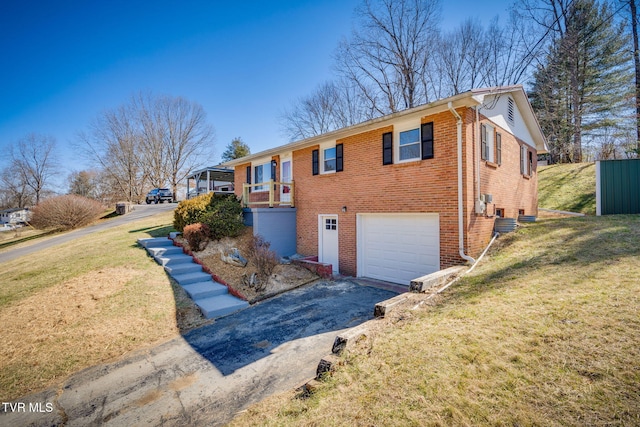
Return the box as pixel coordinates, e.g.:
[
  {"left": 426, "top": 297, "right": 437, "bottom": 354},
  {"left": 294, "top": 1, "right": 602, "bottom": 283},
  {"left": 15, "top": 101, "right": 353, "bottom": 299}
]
[{"left": 357, "top": 213, "right": 440, "bottom": 285}]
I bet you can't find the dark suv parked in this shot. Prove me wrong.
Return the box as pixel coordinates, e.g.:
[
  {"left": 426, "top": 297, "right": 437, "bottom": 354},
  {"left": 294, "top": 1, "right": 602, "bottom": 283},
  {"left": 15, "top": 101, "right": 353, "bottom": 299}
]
[{"left": 145, "top": 188, "right": 173, "bottom": 204}]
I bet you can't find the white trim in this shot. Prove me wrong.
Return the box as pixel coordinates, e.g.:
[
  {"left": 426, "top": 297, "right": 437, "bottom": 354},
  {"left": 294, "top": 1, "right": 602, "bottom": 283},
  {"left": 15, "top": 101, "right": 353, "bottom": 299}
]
[
  {"left": 319, "top": 141, "right": 337, "bottom": 174},
  {"left": 394, "top": 118, "right": 422, "bottom": 163}
]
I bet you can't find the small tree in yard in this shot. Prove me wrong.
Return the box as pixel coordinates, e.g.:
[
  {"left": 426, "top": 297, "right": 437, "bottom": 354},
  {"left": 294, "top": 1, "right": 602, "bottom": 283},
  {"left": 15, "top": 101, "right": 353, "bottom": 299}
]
[
  {"left": 30, "top": 195, "right": 104, "bottom": 231},
  {"left": 182, "top": 223, "right": 210, "bottom": 251},
  {"left": 246, "top": 234, "right": 279, "bottom": 291}
]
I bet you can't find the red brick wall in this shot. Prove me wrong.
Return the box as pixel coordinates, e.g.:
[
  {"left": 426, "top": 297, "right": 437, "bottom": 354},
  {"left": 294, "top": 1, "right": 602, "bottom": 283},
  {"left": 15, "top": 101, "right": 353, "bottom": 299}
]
[{"left": 234, "top": 106, "right": 539, "bottom": 277}]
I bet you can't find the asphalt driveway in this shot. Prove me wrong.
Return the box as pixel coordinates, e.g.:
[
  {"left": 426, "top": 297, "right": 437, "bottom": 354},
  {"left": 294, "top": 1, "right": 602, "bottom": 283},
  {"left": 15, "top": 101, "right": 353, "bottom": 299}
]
[{"left": 1, "top": 280, "right": 398, "bottom": 426}]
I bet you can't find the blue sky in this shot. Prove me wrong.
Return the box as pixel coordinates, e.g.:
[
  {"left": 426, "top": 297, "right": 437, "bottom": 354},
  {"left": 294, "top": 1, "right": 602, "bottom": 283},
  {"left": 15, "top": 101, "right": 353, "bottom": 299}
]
[{"left": 0, "top": 0, "right": 511, "bottom": 188}]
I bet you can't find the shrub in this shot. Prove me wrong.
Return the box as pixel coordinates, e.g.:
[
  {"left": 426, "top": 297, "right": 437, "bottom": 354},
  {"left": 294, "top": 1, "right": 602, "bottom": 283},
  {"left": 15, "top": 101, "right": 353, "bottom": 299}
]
[
  {"left": 248, "top": 234, "right": 279, "bottom": 286},
  {"left": 183, "top": 223, "right": 210, "bottom": 251},
  {"left": 173, "top": 193, "right": 214, "bottom": 232},
  {"left": 200, "top": 194, "right": 244, "bottom": 240},
  {"left": 30, "top": 195, "right": 104, "bottom": 231}
]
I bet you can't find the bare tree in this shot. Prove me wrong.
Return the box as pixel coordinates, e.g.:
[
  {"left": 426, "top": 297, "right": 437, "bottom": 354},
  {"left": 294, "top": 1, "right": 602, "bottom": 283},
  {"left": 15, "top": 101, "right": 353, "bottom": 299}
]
[
  {"left": 158, "top": 96, "right": 215, "bottom": 200},
  {"left": 134, "top": 92, "right": 170, "bottom": 188},
  {"left": 9, "top": 134, "right": 58, "bottom": 205},
  {"left": 78, "top": 104, "right": 147, "bottom": 203},
  {"left": 0, "top": 166, "right": 34, "bottom": 208},
  {"left": 280, "top": 79, "right": 373, "bottom": 141},
  {"left": 334, "top": 0, "right": 441, "bottom": 115}
]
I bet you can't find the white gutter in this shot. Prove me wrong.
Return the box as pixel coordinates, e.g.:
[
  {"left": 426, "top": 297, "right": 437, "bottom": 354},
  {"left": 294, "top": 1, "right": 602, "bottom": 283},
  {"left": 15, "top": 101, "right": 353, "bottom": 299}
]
[{"left": 448, "top": 102, "right": 476, "bottom": 264}]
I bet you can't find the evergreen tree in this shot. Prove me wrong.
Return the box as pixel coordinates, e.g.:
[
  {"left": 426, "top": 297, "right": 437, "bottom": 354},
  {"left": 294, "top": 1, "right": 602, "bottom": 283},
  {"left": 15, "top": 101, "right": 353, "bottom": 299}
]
[
  {"left": 221, "top": 138, "right": 250, "bottom": 162},
  {"left": 529, "top": 0, "right": 632, "bottom": 163}
]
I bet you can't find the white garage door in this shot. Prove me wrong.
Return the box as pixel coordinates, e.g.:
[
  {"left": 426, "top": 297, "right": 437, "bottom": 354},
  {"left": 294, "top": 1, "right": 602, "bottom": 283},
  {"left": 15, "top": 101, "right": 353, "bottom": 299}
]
[{"left": 357, "top": 213, "right": 440, "bottom": 285}]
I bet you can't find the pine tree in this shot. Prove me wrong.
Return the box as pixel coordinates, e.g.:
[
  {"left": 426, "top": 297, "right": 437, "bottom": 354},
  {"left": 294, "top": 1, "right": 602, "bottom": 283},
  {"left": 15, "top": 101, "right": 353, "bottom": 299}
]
[
  {"left": 528, "top": 0, "right": 632, "bottom": 163},
  {"left": 221, "top": 138, "right": 250, "bottom": 162}
]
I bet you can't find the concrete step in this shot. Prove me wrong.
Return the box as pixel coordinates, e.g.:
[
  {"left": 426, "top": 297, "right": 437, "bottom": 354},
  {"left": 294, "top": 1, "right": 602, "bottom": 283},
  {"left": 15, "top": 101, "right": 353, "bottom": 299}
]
[
  {"left": 155, "top": 253, "right": 193, "bottom": 267},
  {"left": 172, "top": 271, "right": 214, "bottom": 286},
  {"left": 164, "top": 263, "right": 202, "bottom": 276},
  {"left": 196, "top": 294, "right": 249, "bottom": 319},
  {"left": 138, "top": 237, "right": 173, "bottom": 248},
  {"left": 182, "top": 281, "right": 228, "bottom": 299},
  {"left": 148, "top": 246, "right": 183, "bottom": 258}
]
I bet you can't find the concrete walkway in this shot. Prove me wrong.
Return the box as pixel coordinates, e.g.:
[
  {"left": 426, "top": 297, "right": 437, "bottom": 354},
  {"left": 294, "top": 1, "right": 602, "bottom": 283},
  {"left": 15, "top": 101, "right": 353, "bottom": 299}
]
[
  {"left": 138, "top": 236, "right": 248, "bottom": 319},
  {"left": 1, "top": 281, "right": 397, "bottom": 426}
]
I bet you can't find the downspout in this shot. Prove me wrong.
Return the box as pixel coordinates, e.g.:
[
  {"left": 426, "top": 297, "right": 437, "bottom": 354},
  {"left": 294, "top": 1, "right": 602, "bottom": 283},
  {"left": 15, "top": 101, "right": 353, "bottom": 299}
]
[{"left": 448, "top": 102, "right": 476, "bottom": 264}]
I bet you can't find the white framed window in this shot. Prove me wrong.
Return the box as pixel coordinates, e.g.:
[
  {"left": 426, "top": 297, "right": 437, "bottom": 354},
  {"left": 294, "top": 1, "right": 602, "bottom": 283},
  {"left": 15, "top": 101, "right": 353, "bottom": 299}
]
[
  {"left": 320, "top": 141, "right": 337, "bottom": 174},
  {"left": 253, "top": 159, "right": 271, "bottom": 191},
  {"left": 399, "top": 128, "right": 420, "bottom": 161},
  {"left": 481, "top": 123, "right": 495, "bottom": 163},
  {"left": 324, "top": 147, "right": 336, "bottom": 172},
  {"left": 394, "top": 119, "right": 422, "bottom": 163}
]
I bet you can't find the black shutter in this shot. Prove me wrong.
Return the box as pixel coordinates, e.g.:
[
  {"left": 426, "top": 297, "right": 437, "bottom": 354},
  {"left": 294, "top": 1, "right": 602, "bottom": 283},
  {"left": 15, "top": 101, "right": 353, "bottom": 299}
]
[
  {"left": 246, "top": 165, "right": 251, "bottom": 193},
  {"left": 496, "top": 133, "right": 502, "bottom": 165},
  {"left": 312, "top": 149, "right": 319, "bottom": 175},
  {"left": 270, "top": 160, "right": 276, "bottom": 180},
  {"left": 421, "top": 122, "right": 434, "bottom": 160},
  {"left": 481, "top": 124, "right": 487, "bottom": 160},
  {"left": 382, "top": 132, "right": 393, "bottom": 165},
  {"left": 336, "top": 143, "right": 344, "bottom": 172}
]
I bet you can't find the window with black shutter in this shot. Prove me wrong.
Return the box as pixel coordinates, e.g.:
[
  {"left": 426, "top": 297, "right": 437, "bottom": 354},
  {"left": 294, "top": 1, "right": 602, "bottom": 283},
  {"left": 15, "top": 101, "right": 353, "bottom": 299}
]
[
  {"left": 421, "top": 122, "right": 434, "bottom": 160},
  {"left": 312, "top": 149, "right": 319, "bottom": 175},
  {"left": 382, "top": 132, "right": 393, "bottom": 165}
]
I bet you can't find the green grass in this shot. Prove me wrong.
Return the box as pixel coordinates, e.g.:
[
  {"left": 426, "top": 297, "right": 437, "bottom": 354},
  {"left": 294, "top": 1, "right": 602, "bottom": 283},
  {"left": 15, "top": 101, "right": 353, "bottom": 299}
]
[
  {"left": 230, "top": 215, "right": 640, "bottom": 426},
  {"left": 538, "top": 162, "right": 596, "bottom": 214}
]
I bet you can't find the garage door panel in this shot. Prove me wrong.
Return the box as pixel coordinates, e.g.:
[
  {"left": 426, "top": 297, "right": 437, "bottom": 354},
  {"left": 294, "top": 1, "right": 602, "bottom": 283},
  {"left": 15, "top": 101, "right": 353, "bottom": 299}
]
[{"left": 358, "top": 214, "right": 440, "bottom": 285}]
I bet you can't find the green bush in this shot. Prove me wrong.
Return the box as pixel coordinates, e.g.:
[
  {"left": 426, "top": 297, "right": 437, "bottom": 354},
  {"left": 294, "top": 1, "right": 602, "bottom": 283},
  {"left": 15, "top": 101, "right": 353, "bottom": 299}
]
[
  {"left": 173, "top": 193, "right": 214, "bottom": 231},
  {"left": 183, "top": 223, "right": 210, "bottom": 251},
  {"left": 174, "top": 193, "right": 244, "bottom": 241},
  {"left": 200, "top": 195, "right": 244, "bottom": 240}
]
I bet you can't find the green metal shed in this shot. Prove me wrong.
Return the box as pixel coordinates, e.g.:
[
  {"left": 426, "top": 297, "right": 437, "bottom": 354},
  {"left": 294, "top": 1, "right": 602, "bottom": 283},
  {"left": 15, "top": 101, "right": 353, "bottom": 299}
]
[{"left": 596, "top": 159, "right": 640, "bottom": 215}]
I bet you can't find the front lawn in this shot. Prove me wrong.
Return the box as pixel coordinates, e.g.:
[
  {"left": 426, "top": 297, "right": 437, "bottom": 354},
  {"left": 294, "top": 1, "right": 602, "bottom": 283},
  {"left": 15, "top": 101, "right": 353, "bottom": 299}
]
[
  {"left": 0, "top": 210, "right": 208, "bottom": 401},
  {"left": 230, "top": 215, "right": 640, "bottom": 426}
]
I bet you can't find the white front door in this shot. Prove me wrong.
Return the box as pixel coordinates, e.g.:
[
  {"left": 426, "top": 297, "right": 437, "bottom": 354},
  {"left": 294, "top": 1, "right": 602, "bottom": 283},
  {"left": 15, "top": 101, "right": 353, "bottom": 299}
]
[
  {"left": 319, "top": 215, "right": 339, "bottom": 273},
  {"left": 280, "top": 159, "right": 292, "bottom": 204}
]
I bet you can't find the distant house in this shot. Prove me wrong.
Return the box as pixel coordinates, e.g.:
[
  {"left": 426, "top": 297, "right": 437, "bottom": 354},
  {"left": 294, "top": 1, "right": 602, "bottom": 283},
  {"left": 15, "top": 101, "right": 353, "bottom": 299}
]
[
  {"left": 222, "top": 85, "right": 548, "bottom": 285},
  {"left": 0, "top": 208, "right": 31, "bottom": 225}
]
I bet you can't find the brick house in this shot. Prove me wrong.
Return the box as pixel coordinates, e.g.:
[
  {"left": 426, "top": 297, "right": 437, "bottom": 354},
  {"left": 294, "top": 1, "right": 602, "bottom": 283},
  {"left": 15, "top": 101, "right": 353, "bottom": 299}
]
[{"left": 222, "top": 85, "right": 548, "bottom": 285}]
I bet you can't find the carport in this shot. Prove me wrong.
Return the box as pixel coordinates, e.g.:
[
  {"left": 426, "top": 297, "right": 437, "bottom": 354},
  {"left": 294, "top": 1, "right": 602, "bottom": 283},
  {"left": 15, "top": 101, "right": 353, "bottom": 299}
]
[{"left": 186, "top": 166, "right": 235, "bottom": 199}]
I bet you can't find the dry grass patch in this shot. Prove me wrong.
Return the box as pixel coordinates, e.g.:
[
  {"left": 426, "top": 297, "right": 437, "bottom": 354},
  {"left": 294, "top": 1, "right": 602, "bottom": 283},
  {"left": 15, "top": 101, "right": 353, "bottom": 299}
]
[
  {"left": 230, "top": 216, "right": 640, "bottom": 426},
  {"left": 0, "top": 210, "right": 208, "bottom": 401}
]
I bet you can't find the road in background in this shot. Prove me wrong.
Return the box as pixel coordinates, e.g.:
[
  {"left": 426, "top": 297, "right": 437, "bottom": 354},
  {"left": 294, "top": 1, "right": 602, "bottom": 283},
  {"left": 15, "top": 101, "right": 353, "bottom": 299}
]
[{"left": 0, "top": 203, "right": 176, "bottom": 264}]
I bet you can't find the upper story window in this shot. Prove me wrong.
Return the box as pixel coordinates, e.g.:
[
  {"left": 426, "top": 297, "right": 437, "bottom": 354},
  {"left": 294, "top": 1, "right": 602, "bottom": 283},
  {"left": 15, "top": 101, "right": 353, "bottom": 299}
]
[
  {"left": 312, "top": 143, "right": 343, "bottom": 175},
  {"left": 383, "top": 121, "right": 434, "bottom": 165},
  {"left": 323, "top": 147, "right": 336, "bottom": 172},
  {"left": 481, "top": 124, "right": 496, "bottom": 163},
  {"left": 399, "top": 128, "right": 421, "bottom": 161}
]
